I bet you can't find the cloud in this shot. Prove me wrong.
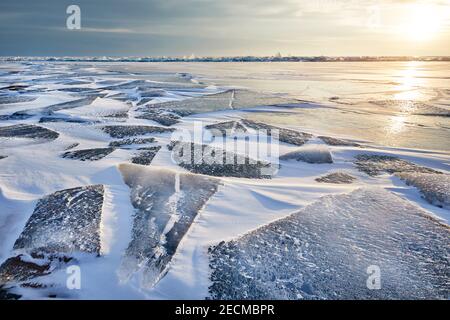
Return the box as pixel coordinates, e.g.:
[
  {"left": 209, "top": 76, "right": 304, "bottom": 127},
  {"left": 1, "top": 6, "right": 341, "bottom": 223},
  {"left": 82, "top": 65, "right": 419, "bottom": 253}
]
[{"left": 0, "top": 0, "right": 448, "bottom": 56}]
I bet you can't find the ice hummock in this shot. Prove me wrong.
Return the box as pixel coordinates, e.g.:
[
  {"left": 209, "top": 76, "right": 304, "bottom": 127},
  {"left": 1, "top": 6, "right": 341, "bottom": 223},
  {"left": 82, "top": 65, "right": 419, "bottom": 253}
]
[{"left": 280, "top": 145, "right": 333, "bottom": 164}]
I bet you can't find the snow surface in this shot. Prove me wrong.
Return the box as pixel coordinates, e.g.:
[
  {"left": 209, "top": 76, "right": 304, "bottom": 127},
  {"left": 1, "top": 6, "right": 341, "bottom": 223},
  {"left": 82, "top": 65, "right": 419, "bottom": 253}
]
[{"left": 0, "top": 61, "right": 448, "bottom": 299}]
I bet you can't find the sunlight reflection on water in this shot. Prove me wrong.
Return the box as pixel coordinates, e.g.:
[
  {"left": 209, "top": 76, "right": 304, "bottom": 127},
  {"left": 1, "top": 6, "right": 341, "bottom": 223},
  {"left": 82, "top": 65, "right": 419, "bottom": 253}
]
[{"left": 393, "top": 61, "right": 424, "bottom": 102}]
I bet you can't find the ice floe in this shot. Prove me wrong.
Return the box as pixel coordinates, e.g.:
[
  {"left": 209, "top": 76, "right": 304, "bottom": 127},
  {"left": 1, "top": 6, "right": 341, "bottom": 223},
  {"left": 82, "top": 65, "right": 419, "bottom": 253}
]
[
  {"left": 396, "top": 172, "right": 450, "bottom": 209},
  {"left": 13, "top": 185, "right": 104, "bottom": 254},
  {"left": 118, "top": 165, "right": 220, "bottom": 288},
  {"left": 109, "top": 137, "right": 156, "bottom": 148},
  {"left": 209, "top": 188, "right": 450, "bottom": 299},
  {"left": 0, "top": 124, "right": 59, "bottom": 140},
  {"left": 242, "top": 119, "right": 312, "bottom": 146},
  {"left": 315, "top": 172, "right": 356, "bottom": 184},
  {"left": 61, "top": 148, "right": 116, "bottom": 161},
  {"left": 170, "top": 141, "right": 276, "bottom": 178},
  {"left": 130, "top": 146, "right": 161, "bottom": 166},
  {"left": 101, "top": 125, "right": 174, "bottom": 138},
  {"left": 354, "top": 154, "right": 441, "bottom": 176}
]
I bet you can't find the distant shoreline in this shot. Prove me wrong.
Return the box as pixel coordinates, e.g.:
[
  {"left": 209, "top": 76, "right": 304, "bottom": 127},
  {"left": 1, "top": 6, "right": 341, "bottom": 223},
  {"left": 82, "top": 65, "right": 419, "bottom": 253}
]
[{"left": 1, "top": 56, "right": 449, "bottom": 63}]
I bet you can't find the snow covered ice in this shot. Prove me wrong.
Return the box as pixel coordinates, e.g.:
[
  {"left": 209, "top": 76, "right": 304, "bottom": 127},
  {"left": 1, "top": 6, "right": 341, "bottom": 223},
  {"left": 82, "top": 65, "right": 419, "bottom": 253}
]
[{"left": 0, "top": 61, "right": 448, "bottom": 299}]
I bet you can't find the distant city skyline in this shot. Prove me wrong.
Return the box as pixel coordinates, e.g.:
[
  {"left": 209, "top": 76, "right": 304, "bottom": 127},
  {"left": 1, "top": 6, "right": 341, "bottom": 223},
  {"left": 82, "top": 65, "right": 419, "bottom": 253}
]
[{"left": 1, "top": 0, "right": 449, "bottom": 56}]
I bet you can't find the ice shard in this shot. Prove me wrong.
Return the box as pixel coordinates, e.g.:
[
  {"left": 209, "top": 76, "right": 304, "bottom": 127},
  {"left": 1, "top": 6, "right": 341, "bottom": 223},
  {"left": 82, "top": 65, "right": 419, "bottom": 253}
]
[
  {"left": 209, "top": 188, "right": 450, "bottom": 299},
  {"left": 119, "top": 164, "right": 220, "bottom": 287}
]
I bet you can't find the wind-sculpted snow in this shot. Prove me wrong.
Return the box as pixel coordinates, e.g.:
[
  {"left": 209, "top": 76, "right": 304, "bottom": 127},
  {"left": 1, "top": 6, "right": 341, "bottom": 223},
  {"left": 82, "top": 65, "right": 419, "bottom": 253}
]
[
  {"left": 397, "top": 173, "right": 450, "bottom": 209},
  {"left": 209, "top": 188, "right": 450, "bottom": 300},
  {"left": 14, "top": 185, "right": 104, "bottom": 254},
  {"left": 280, "top": 145, "right": 333, "bottom": 164},
  {"left": 109, "top": 137, "right": 156, "bottom": 148},
  {"left": 0, "top": 124, "right": 59, "bottom": 140},
  {"left": 354, "top": 154, "right": 441, "bottom": 176},
  {"left": 316, "top": 172, "right": 356, "bottom": 184},
  {"left": 242, "top": 119, "right": 312, "bottom": 146},
  {"left": 170, "top": 141, "right": 276, "bottom": 178},
  {"left": 101, "top": 125, "right": 174, "bottom": 138},
  {"left": 62, "top": 148, "right": 116, "bottom": 161},
  {"left": 119, "top": 165, "right": 220, "bottom": 287},
  {"left": 131, "top": 146, "right": 161, "bottom": 165}
]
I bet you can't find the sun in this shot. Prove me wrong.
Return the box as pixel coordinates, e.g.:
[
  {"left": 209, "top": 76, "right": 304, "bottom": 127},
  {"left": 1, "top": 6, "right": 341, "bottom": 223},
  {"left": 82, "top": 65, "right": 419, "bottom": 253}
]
[{"left": 401, "top": 3, "right": 444, "bottom": 41}]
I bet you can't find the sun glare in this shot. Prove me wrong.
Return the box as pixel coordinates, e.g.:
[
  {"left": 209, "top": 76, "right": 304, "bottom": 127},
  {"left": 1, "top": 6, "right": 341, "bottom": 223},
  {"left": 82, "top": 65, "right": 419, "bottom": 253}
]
[{"left": 401, "top": 3, "right": 444, "bottom": 41}]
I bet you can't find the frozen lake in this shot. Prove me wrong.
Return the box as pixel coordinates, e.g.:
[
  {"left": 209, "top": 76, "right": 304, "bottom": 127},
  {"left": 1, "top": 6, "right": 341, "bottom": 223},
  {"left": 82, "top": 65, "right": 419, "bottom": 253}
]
[{"left": 0, "top": 61, "right": 448, "bottom": 300}]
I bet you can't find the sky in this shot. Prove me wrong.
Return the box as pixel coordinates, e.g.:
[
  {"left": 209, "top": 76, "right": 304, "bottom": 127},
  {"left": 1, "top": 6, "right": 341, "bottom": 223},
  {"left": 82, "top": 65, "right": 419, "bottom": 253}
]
[{"left": 0, "top": 0, "right": 449, "bottom": 56}]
